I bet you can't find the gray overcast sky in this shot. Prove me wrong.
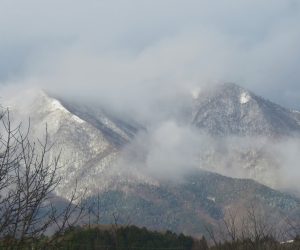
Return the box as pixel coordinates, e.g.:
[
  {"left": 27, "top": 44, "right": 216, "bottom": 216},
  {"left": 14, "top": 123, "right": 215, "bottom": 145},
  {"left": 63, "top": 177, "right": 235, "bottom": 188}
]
[{"left": 1, "top": 0, "right": 300, "bottom": 110}]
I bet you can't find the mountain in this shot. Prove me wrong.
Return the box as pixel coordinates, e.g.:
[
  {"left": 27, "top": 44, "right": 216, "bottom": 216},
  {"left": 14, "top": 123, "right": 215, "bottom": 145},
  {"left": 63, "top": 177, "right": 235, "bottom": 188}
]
[
  {"left": 85, "top": 170, "right": 300, "bottom": 237},
  {"left": 189, "top": 83, "right": 300, "bottom": 190},
  {"left": 191, "top": 83, "right": 300, "bottom": 137},
  {"left": 3, "top": 89, "right": 144, "bottom": 198},
  {"left": 2, "top": 86, "right": 300, "bottom": 236}
]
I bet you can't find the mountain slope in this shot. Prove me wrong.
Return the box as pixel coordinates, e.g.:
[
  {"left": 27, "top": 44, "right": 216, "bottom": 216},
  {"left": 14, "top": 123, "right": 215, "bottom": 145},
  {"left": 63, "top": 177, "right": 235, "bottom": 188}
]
[
  {"left": 56, "top": 97, "right": 142, "bottom": 148},
  {"left": 3, "top": 90, "right": 141, "bottom": 198},
  {"left": 192, "top": 83, "right": 300, "bottom": 137},
  {"left": 85, "top": 170, "right": 300, "bottom": 237},
  {"left": 189, "top": 83, "right": 300, "bottom": 191}
]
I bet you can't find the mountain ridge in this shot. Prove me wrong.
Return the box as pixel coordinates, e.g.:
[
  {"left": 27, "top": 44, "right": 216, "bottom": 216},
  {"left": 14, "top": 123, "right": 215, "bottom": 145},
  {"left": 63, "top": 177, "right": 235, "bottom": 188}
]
[{"left": 192, "top": 83, "right": 300, "bottom": 137}]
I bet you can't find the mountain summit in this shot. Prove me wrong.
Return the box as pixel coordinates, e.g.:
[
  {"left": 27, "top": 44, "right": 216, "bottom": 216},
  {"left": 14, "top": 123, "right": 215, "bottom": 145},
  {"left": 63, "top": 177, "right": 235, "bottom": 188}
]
[{"left": 192, "top": 83, "right": 300, "bottom": 137}]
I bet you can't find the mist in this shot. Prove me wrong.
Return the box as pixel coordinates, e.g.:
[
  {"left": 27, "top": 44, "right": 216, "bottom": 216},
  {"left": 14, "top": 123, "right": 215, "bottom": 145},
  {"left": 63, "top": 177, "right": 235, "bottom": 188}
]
[
  {"left": 0, "top": 1, "right": 300, "bottom": 194},
  {"left": 116, "top": 123, "right": 300, "bottom": 192}
]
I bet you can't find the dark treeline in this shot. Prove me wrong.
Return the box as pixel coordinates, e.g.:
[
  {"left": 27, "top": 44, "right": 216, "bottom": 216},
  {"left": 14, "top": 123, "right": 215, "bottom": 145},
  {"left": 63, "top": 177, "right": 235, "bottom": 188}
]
[
  {"left": 50, "top": 225, "right": 205, "bottom": 250},
  {"left": 1, "top": 225, "right": 298, "bottom": 250},
  {"left": 0, "top": 225, "right": 206, "bottom": 250},
  {"left": 51, "top": 226, "right": 300, "bottom": 250}
]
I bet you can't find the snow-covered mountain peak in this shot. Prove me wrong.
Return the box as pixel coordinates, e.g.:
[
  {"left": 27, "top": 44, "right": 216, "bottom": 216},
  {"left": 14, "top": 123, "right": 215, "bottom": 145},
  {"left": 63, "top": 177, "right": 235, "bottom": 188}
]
[{"left": 192, "top": 83, "right": 300, "bottom": 137}]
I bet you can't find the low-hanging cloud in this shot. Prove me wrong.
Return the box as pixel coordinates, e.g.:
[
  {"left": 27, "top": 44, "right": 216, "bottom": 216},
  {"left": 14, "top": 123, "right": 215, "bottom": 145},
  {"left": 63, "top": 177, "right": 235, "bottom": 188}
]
[
  {"left": 117, "top": 123, "right": 300, "bottom": 192},
  {"left": 1, "top": 0, "right": 300, "bottom": 112},
  {"left": 117, "top": 121, "right": 206, "bottom": 180},
  {"left": 0, "top": 1, "right": 300, "bottom": 194}
]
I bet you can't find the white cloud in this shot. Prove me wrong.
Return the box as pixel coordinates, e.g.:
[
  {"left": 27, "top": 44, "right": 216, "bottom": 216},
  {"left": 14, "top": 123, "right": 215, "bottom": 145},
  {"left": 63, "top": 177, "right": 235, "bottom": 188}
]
[{"left": 1, "top": 0, "right": 300, "bottom": 192}]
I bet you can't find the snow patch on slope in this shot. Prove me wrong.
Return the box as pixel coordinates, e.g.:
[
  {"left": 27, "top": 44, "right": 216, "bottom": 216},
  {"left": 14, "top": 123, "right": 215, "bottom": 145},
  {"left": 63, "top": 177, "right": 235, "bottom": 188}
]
[
  {"left": 71, "top": 114, "right": 85, "bottom": 124},
  {"left": 50, "top": 99, "right": 69, "bottom": 113},
  {"left": 240, "top": 92, "right": 251, "bottom": 104},
  {"left": 99, "top": 116, "right": 131, "bottom": 141},
  {"left": 46, "top": 96, "right": 85, "bottom": 125}
]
